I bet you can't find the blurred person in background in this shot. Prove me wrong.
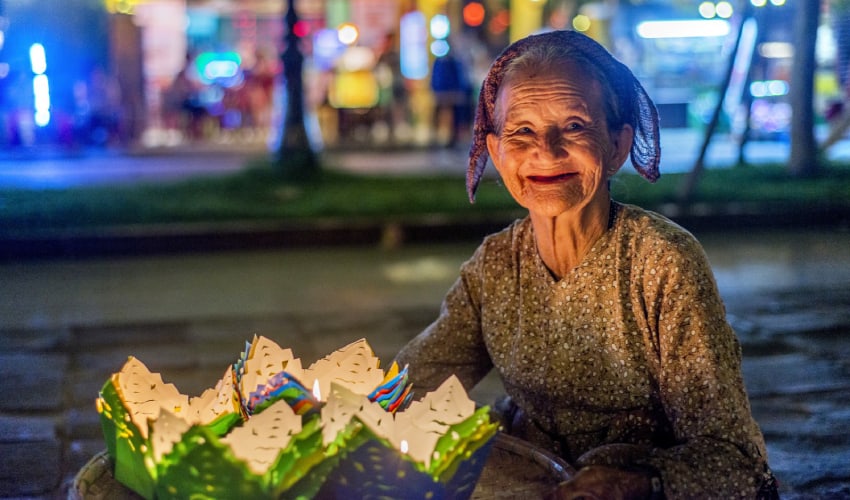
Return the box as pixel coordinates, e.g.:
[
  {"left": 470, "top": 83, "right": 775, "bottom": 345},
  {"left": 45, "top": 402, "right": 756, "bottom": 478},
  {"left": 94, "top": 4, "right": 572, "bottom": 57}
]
[
  {"left": 430, "top": 45, "right": 472, "bottom": 148},
  {"left": 243, "top": 48, "right": 277, "bottom": 134},
  {"left": 79, "top": 66, "right": 123, "bottom": 147},
  {"left": 396, "top": 30, "right": 777, "bottom": 499},
  {"left": 374, "top": 32, "right": 409, "bottom": 144},
  {"left": 161, "top": 60, "right": 205, "bottom": 141},
  {"left": 1, "top": 69, "right": 35, "bottom": 147}
]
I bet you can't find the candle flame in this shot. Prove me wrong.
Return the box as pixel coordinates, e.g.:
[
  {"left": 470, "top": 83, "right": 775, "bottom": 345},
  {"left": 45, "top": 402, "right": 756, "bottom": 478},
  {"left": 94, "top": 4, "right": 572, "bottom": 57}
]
[
  {"left": 312, "top": 379, "right": 321, "bottom": 401},
  {"left": 400, "top": 439, "right": 409, "bottom": 454}
]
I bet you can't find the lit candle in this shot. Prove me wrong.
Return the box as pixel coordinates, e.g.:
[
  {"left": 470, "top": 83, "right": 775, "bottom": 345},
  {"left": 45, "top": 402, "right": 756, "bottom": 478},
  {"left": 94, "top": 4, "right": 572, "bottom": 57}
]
[{"left": 312, "top": 378, "right": 322, "bottom": 401}]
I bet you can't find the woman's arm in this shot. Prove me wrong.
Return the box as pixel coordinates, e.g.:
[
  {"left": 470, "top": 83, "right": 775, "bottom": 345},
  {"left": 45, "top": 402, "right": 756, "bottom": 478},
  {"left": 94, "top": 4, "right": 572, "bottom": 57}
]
[
  {"left": 394, "top": 248, "right": 493, "bottom": 396},
  {"left": 636, "top": 233, "right": 770, "bottom": 498}
]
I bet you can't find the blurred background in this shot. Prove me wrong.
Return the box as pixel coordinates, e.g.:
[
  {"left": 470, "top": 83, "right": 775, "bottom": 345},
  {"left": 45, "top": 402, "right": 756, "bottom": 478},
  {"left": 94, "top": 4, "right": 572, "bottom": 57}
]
[
  {"left": 1, "top": 1, "right": 850, "bottom": 499},
  {"left": 0, "top": 0, "right": 840, "bottom": 154}
]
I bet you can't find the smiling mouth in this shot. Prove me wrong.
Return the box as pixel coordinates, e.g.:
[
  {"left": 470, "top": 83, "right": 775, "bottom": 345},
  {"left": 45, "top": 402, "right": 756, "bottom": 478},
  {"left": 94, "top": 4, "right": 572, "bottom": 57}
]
[{"left": 527, "top": 173, "right": 577, "bottom": 184}]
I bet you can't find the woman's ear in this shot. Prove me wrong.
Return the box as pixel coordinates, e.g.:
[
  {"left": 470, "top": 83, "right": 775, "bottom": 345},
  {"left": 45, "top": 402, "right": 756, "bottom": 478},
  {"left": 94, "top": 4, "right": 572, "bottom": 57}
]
[
  {"left": 486, "top": 133, "right": 502, "bottom": 173},
  {"left": 608, "top": 124, "right": 634, "bottom": 175}
]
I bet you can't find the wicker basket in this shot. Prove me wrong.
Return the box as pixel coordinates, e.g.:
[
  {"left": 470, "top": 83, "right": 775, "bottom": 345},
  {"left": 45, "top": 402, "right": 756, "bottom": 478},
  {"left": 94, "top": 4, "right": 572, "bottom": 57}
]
[{"left": 70, "top": 432, "right": 574, "bottom": 499}]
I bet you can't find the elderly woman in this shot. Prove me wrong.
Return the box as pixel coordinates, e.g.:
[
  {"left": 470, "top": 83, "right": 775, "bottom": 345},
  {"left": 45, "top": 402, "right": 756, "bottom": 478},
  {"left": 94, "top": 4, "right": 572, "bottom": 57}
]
[{"left": 395, "top": 30, "right": 776, "bottom": 499}]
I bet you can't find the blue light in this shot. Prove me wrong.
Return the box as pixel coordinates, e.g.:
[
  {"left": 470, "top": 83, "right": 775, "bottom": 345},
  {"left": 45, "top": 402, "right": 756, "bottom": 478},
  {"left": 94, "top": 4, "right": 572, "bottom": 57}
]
[
  {"left": 29, "top": 43, "right": 47, "bottom": 75},
  {"left": 313, "top": 28, "right": 345, "bottom": 71},
  {"left": 430, "top": 39, "right": 449, "bottom": 57},
  {"left": 750, "top": 80, "right": 788, "bottom": 97},
  {"left": 35, "top": 110, "right": 51, "bottom": 127},
  {"left": 430, "top": 14, "right": 450, "bottom": 40},
  {"left": 400, "top": 11, "right": 429, "bottom": 80},
  {"left": 203, "top": 60, "right": 240, "bottom": 80},
  {"left": 195, "top": 52, "right": 243, "bottom": 85},
  {"left": 33, "top": 74, "right": 51, "bottom": 127}
]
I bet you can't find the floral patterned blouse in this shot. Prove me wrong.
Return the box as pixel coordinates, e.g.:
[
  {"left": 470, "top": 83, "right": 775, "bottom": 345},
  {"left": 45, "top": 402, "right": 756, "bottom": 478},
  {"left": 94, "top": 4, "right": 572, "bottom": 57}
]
[{"left": 395, "top": 201, "right": 772, "bottom": 498}]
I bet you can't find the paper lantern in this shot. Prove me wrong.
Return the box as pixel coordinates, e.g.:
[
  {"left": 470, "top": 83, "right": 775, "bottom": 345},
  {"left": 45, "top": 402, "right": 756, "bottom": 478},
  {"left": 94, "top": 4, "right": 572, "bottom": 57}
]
[{"left": 97, "top": 336, "right": 498, "bottom": 499}]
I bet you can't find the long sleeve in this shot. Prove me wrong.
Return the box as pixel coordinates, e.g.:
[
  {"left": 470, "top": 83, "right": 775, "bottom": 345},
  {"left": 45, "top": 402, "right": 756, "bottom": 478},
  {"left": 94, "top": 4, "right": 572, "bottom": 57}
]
[
  {"left": 394, "top": 246, "right": 493, "bottom": 396},
  {"left": 394, "top": 208, "right": 774, "bottom": 497},
  {"left": 634, "top": 230, "right": 769, "bottom": 498}
]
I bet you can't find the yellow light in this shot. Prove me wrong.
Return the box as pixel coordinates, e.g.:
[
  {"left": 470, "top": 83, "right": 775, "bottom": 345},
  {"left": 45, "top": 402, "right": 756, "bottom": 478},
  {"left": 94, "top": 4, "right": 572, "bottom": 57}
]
[
  {"left": 337, "top": 23, "right": 359, "bottom": 46},
  {"left": 751, "top": 0, "right": 767, "bottom": 7},
  {"left": 312, "top": 379, "right": 321, "bottom": 400},
  {"left": 572, "top": 14, "right": 591, "bottom": 32},
  {"left": 104, "top": 0, "right": 137, "bottom": 15}
]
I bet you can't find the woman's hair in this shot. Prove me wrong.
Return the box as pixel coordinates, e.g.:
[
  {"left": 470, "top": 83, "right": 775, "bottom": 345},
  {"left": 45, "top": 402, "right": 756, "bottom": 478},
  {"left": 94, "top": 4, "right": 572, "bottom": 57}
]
[
  {"left": 467, "top": 30, "right": 661, "bottom": 202},
  {"left": 495, "top": 45, "right": 623, "bottom": 134}
]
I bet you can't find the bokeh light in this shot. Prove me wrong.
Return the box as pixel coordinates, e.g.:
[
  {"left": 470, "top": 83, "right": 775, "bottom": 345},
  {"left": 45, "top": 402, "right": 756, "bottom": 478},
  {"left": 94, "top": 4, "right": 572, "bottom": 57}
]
[
  {"left": 489, "top": 10, "right": 509, "bottom": 35},
  {"left": 430, "top": 14, "right": 450, "bottom": 40},
  {"left": 337, "top": 23, "right": 359, "bottom": 45},
  {"left": 29, "top": 43, "right": 47, "bottom": 74},
  {"left": 715, "top": 1, "right": 734, "bottom": 18},
  {"left": 699, "top": 1, "right": 716, "bottom": 18},
  {"left": 636, "top": 19, "right": 730, "bottom": 38},
  {"left": 293, "top": 20, "right": 310, "bottom": 38},
  {"left": 463, "top": 2, "right": 485, "bottom": 27},
  {"left": 572, "top": 14, "right": 591, "bottom": 32},
  {"left": 430, "top": 39, "right": 449, "bottom": 57},
  {"left": 400, "top": 11, "right": 429, "bottom": 80},
  {"left": 33, "top": 74, "right": 51, "bottom": 126},
  {"left": 314, "top": 28, "right": 345, "bottom": 70}
]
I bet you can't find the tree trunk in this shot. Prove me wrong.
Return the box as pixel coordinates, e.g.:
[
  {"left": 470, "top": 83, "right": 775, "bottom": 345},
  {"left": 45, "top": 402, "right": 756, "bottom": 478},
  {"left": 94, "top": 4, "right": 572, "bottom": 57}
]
[
  {"left": 676, "top": 12, "right": 749, "bottom": 205},
  {"left": 788, "top": 0, "right": 821, "bottom": 177}
]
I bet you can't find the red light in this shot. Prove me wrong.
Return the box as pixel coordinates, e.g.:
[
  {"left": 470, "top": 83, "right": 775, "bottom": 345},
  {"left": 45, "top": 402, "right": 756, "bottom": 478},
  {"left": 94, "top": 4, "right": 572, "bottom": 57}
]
[
  {"left": 463, "top": 2, "right": 486, "bottom": 27},
  {"left": 293, "top": 20, "right": 310, "bottom": 38},
  {"left": 489, "top": 10, "right": 509, "bottom": 34}
]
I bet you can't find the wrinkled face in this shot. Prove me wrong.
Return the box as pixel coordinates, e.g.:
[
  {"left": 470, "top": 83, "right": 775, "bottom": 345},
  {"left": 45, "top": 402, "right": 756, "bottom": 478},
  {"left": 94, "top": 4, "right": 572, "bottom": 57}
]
[{"left": 486, "top": 61, "right": 633, "bottom": 218}]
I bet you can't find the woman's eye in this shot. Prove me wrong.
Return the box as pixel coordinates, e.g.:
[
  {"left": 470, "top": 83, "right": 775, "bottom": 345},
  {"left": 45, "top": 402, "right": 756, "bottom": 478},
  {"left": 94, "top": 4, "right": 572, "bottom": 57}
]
[
  {"left": 504, "top": 127, "right": 534, "bottom": 138},
  {"left": 565, "top": 122, "right": 584, "bottom": 131}
]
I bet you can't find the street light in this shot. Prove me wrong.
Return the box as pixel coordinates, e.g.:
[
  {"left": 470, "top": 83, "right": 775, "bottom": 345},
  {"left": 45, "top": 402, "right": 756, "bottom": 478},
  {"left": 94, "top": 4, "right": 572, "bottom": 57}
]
[{"left": 277, "top": 0, "right": 318, "bottom": 180}]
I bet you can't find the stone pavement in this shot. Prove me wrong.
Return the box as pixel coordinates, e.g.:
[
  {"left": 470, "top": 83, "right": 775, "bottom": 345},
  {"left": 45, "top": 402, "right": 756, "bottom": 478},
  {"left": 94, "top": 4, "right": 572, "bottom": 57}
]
[{"left": 1, "top": 229, "right": 850, "bottom": 499}]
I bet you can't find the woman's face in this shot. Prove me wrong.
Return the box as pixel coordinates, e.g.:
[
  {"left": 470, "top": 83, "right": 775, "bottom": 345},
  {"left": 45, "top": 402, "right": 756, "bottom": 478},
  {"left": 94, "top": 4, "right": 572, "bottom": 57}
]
[{"left": 486, "top": 62, "right": 633, "bottom": 219}]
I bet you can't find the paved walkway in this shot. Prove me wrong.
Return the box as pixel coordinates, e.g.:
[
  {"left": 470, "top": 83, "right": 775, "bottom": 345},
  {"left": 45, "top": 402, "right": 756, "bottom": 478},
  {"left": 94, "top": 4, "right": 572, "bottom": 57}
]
[{"left": 1, "top": 228, "right": 849, "bottom": 498}]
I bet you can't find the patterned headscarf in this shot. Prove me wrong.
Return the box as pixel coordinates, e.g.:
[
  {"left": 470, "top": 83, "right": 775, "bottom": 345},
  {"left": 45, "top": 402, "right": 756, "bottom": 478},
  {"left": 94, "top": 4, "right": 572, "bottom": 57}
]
[{"left": 467, "top": 30, "right": 661, "bottom": 202}]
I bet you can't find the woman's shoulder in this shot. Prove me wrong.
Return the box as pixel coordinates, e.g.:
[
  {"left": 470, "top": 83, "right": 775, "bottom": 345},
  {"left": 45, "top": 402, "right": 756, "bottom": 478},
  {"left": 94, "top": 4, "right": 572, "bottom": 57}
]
[
  {"left": 464, "top": 217, "right": 531, "bottom": 267},
  {"left": 615, "top": 202, "right": 704, "bottom": 255}
]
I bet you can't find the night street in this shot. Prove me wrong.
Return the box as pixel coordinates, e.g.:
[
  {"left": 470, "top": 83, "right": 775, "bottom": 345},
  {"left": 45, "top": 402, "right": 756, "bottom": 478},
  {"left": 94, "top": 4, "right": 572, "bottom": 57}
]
[
  {"left": 1, "top": 128, "right": 849, "bottom": 499},
  {"left": 2, "top": 0, "right": 849, "bottom": 497},
  {"left": 1, "top": 227, "right": 849, "bottom": 498},
  {"left": 1, "top": 128, "right": 850, "bottom": 189}
]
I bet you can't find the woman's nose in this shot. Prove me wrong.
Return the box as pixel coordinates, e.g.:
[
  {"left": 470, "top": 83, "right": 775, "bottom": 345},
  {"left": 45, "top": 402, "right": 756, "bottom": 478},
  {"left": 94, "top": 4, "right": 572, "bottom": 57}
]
[{"left": 544, "top": 126, "right": 568, "bottom": 159}]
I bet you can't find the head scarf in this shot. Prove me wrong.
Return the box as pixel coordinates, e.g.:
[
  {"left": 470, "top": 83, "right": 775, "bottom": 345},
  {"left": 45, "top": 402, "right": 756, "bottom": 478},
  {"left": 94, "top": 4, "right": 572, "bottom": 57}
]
[{"left": 466, "top": 30, "right": 661, "bottom": 202}]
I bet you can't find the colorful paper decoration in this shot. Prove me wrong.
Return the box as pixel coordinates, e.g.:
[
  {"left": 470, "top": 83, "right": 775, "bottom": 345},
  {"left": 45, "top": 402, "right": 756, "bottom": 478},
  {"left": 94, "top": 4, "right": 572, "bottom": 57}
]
[{"left": 96, "top": 336, "right": 498, "bottom": 499}]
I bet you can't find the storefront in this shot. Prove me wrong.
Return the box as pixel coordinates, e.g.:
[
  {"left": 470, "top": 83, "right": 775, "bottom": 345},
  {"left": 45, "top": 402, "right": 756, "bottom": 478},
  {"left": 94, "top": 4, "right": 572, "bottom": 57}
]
[{"left": 1, "top": 0, "right": 841, "bottom": 150}]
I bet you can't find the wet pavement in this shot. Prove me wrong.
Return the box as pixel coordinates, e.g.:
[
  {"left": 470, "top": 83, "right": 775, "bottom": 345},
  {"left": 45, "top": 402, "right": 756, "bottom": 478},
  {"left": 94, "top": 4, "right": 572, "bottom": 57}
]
[{"left": 1, "top": 227, "right": 849, "bottom": 499}]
